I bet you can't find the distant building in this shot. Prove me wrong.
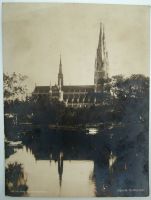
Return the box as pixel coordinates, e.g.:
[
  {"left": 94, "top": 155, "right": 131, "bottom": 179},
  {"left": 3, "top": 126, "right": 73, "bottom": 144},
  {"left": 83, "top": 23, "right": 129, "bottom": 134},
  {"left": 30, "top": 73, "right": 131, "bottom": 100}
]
[{"left": 32, "top": 23, "right": 109, "bottom": 107}]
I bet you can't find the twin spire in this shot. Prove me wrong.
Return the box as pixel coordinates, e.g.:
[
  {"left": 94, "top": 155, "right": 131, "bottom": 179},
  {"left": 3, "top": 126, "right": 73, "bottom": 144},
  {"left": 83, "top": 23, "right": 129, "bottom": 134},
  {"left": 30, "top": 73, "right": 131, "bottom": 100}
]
[
  {"left": 97, "top": 22, "right": 108, "bottom": 66},
  {"left": 94, "top": 22, "right": 108, "bottom": 89}
]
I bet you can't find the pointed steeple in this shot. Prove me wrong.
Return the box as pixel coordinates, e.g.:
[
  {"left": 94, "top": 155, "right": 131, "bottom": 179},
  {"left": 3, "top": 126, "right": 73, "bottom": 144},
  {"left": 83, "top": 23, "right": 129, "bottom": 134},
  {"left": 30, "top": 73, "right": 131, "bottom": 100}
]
[
  {"left": 59, "top": 55, "right": 62, "bottom": 74},
  {"left": 58, "top": 55, "right": 64, "bottom": 88},
  {"left": 94, "top": 22, "right": 109, "bottom": 91},
  {"left": 97, "top": 22, "right": 107, "bottom": 67},
  {"left": 98, "top": 23, "right": 104, "bottom": 47}
]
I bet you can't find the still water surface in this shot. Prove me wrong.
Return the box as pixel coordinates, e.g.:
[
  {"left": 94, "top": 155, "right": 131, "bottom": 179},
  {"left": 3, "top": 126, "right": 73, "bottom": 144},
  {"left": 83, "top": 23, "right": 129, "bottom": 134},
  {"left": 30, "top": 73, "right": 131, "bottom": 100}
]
[{"left": 6, "top": 146, "right": 96, "bottom": 197}]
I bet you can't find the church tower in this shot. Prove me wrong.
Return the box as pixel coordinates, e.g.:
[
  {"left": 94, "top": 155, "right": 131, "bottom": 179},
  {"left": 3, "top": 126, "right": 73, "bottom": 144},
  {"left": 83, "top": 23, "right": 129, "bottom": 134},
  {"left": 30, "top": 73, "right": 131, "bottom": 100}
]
[
  {"left": 58, "top": 55, "right": 64, "bottom": 88},
  {"left": 94, "top": 23, "right": 109, "bottom": 92}
]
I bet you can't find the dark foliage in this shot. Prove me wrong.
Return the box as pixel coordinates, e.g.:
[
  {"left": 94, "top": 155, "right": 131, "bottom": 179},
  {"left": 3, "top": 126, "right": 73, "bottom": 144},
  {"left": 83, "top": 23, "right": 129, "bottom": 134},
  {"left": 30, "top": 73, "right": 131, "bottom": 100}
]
[{"left": 5, "top": 162, "right": 28, "bottom": 196}]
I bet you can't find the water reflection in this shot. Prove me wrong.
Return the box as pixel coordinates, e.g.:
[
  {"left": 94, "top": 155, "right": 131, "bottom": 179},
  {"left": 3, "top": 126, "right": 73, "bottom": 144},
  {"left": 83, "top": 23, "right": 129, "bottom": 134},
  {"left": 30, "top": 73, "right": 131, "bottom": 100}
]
[
  {"left": 6, "top": 129, "right": 142, "bottom": 197},
  {"left": 6, "top": 130, "right": 112, "bottom": 197},
  {"left": 58, "top": 152, "right": 63, "bottom": 187},
  {"left": 86, "top": 128, "right": 98, "bottom": 135},
  {"left": 6, "top": 147, "right": 97, "bottom": 197},
  {"left": 109, "top": 151, "right": 117, "bottom": 171}
]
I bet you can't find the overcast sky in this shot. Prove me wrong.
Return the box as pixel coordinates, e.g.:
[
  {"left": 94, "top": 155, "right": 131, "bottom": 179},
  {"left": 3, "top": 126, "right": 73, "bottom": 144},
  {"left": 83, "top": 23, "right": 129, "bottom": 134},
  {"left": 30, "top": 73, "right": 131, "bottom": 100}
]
[{"left": 2, "top": 3, "right": 150, "bottom": 90}]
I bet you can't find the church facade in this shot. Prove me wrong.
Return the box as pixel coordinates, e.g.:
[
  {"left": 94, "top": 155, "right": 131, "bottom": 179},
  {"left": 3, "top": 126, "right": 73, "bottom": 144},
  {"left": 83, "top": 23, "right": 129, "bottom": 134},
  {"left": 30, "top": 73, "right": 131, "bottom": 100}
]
[{"left": 32, "top": 23, "right": 109, "bottom": 107}]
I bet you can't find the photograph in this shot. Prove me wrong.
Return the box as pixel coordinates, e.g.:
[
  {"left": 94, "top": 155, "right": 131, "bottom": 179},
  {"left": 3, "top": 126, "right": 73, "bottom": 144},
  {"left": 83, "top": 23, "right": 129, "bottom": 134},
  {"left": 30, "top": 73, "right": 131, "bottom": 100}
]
[{"left": 2, "top": 3, "right": 150, "bottom": 197}]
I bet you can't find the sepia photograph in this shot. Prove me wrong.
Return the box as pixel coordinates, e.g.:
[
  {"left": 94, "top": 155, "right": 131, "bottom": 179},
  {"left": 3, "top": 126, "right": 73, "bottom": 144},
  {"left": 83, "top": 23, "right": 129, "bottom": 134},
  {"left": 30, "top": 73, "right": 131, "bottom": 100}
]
[{"left": 2, "top": 2, "right": 150, "bottom": 197}]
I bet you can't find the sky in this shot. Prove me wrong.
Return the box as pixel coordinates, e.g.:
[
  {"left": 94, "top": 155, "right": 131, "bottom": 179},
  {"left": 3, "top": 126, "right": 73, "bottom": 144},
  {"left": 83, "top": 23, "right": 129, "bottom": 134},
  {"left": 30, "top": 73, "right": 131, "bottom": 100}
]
[{"left": 2, "top": 3, "right": 150, "bottom": 90}]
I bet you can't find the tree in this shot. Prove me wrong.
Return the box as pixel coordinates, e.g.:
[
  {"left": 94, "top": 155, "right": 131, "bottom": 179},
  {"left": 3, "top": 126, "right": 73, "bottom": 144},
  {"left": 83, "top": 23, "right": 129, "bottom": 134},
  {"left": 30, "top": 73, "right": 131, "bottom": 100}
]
[
  {"left": 5, "top": 162, "right": 28, "bottom": 196},
  {"left": 4, "top": 72, "right": 28, "bottom": 102}
]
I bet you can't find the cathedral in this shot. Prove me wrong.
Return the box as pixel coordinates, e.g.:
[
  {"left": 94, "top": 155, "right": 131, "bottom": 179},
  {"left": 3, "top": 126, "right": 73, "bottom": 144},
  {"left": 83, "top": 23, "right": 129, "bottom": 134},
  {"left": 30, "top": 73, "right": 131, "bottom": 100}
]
[{"left": 32, "top": 23, "right": 109, "bottom": 107}]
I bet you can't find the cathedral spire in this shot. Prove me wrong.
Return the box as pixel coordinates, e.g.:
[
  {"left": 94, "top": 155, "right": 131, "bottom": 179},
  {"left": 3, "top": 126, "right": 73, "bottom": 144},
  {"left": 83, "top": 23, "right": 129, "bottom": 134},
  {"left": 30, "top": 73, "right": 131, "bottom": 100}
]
[
  {"left": 58, "top": 55, "right": 64, "bottom": 88},
  {"left": 97, "top": 23, "right": 107, "bottom": 65},
  {"left": 59, "top": 55, "right": 62, "bottom": 74},
  {"left": 94, "top": 22, "right": 108, "bottom": 92}
]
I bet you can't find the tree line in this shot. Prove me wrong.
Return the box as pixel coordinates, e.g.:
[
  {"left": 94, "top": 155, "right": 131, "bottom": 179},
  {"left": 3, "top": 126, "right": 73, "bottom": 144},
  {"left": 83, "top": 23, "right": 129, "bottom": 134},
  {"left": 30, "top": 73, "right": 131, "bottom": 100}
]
[{"left": 4, "top": 73, "right": 149, "bottom": 126}]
